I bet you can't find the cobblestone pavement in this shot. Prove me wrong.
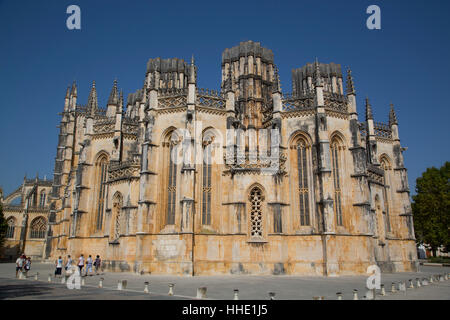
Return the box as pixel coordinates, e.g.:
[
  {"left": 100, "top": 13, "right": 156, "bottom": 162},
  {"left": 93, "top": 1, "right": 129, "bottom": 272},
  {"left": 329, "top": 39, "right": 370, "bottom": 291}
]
[{"left": 0, "top": 263, "right": 449, "bottom": 300}]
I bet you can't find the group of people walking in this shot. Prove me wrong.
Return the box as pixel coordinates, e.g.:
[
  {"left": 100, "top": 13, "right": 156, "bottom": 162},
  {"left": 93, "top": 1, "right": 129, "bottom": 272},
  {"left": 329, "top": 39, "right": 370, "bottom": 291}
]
[
  {"left": 15, "top": 254, "right": 32, "bottom": 278},
  {"left": 15, "top": 253, "right": 103, "bottom": 278},
  {"left": 55, "top": 254, "right": 102, "bottom": 277}
]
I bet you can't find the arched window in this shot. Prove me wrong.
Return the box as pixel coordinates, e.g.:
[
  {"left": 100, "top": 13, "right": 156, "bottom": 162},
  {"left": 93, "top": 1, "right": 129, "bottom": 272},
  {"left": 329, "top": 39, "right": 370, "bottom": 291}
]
[
  {"left": 95, "top": 155, "right": 109, "bottom": 230},
  {"left": 164, "top": 131, "right": 179, "bottom": 225},
  {"left": 202, "top": 134, "right": 214, "bottom": 226},
  {"left": 249, "top": 187, "right": 264, "bottom": 238},
  {"left": 381, "top": 157, "right": 392, "bottom": 233},
  {"left": 39, "top": 190, "right": 46, "bottom": 208},
  {"left": 30, "top": 216, "right": 47, "bottom": 239},
  {"left": 331, "top": 137, "right": 343, "bottom": 226},
  {"left": 295, "top": 138, "right": 310, "bottom": 226},
  {"left": 6, "top": 217, "right": 16, "bottom": 238}
]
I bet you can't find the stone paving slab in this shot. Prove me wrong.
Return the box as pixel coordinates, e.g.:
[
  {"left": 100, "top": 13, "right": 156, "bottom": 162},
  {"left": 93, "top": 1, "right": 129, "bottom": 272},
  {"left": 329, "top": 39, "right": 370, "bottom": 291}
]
[{"left": 1, "top": 263, "right": 449, "bottom": 300}]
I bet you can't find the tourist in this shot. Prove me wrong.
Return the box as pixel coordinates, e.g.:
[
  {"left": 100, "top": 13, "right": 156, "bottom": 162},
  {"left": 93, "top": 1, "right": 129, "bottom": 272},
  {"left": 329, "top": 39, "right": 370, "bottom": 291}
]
[
  {"left": 15, "top": 254, "right": 25, "bottom": 278},
  {"left": 86, "top": 255, "right": 93, "bottom": 276},
  {"left": 55, "top": 256, "right": 63, "bottom": 277},
  {"left": 94, "top": 255, "right": 102, "bottom": 274},
  {"left": 65, "top": 255, "right": 73, "bottom": 271},
  {"left": 24, "top": 257, "right": 32, "bottom": 277},
  {"left": 77, "top": 254, "right": 85, "bottom": 275}
]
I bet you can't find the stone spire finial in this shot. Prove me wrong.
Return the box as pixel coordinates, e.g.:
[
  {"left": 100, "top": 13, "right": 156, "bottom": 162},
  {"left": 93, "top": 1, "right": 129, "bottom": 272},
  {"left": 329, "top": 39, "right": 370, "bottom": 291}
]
[
  {"left": 365, "top": 96, "right": 373, "bottom": 121},
  {"left": 118, "top": 89, "right": 124, "bottom": 113},
  {"left": 88, "top": 80, "right": 98, "bottom": 116},
  {"left": 71, "top": 81, "right": 77, "bottom": 97},
  {"left": 189, "top": 55, "right": 197, "bottom": 84},
  {"left": 314, "top": 58, "right": 322, "bottom": 87},
  {"left": 65, "top": 86, "right": 71, "bottom": 99},
  {"left": 389, "top": 102, "right": 398, "bottom": 126},
  {"left": 108, "top": 79, "right": 119, "bottom": 105},
  {"left": 346, "top": 68, "right": 355, "bottom": 95},
  {"left": 273, "top": 66, "right": 281, "bottom": 93}
]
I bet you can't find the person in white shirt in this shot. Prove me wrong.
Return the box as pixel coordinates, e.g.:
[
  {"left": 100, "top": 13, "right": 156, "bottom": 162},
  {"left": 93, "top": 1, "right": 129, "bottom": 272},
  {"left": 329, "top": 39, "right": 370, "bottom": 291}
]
[
  {"left": 86, "top": 255, "right": 93, "bottom": 276},
  {"left": 55, "top": 256, "right": 63, "bottom": 277},
  {"left": 15, "top": 254, "right": 25, "bottom": 278},
  {"left": 77, "top": 254, "right": 85, "bottom": 275}
]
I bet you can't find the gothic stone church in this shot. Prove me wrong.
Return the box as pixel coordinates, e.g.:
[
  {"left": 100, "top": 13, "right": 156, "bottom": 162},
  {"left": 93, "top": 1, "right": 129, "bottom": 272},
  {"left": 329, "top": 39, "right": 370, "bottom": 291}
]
[{"left": 2, "top": 41, "right": 418, "bottom": 275}]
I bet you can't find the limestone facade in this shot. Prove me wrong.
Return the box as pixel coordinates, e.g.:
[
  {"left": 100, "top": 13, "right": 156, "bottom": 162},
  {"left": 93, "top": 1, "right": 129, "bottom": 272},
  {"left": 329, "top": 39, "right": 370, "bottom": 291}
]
[{"left": 1, "top": 41, "right": 418, "bottom": 275}]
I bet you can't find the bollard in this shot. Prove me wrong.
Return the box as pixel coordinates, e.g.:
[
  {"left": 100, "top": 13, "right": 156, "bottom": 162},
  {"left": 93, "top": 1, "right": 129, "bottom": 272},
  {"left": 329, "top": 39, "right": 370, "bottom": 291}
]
[
  {"left": 380, "top": 284, "right": 386, "bottom": 296},
  {"left": 144, "top": 282, "right": 149, "bottom": 293},
  {"left": 408, "top": 279, "right": 414, "bottom": 289},
  {"left": 18, "top": 271, "right": 24, "bottom": 279},
  {"left": 197, "top": 287, "right": 207, "bottom": 299},
  {"left": 117, "top": 280, "right": 127, "bottom": 290},
  {"left": 168, "top": 283, "right": 174, "bottom": 296},
  {"left": 445, "top": 274, "right": 448, "bottom": 281},
  {"left": 99, "top": 278, "right": 104, "bottom": 288},
  {"left": 391, "top": 282, "right": 397, "bottom": 293},
  {"left": 422, "top": 278, "right": 429, "bottom": 286},
  {"left": 365, "top": 289, "right": 375, "bottom": 300},
  {"left": 416, "top": 278, "right": 421, "bottom": 288},
  {"left": 81, "top": 277, "right": 85, "bottom": 286},
  {"left": 48, "top": 274, "right": 52, "bottom": 282},
  {"left": 336, "top": 292, "right": 343, "bottom": 300},
  {"left": 34, "top": 273, "right": 39, "bottom": 281},
  {"left": 353, "top": 289, "right": 358, "bottom": 300},
  {"left": 439, "top": 274, "right": 444, "bottom": 282},
  {"left": 233, "top": 289, "right": 239, "bottom": 300},
  {"left": 430, "top": 276, "right": 434, "bottom": 283},
  {"left": 268, "top": 292, "right": 276, "bottom": 300}
]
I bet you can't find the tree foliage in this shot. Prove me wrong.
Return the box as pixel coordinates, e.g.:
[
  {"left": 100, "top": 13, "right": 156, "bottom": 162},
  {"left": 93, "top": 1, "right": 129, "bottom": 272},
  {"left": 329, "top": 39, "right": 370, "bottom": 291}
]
[{"left": 412, "top": 162, "right": 450, "bottom": 256}]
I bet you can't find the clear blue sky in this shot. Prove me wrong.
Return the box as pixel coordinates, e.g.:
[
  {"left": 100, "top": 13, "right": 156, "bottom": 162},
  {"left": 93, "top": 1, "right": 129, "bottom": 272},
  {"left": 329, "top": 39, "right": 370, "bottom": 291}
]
[{"left": 0, "top": 0, "right": 449, "bottom": 196}]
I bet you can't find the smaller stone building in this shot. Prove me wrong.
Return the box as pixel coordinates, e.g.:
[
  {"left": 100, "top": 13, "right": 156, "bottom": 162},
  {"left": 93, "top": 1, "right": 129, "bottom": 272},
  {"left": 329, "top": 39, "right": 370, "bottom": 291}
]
[{"left": 0, "top": 175, "right": 52, "bottom": 260}]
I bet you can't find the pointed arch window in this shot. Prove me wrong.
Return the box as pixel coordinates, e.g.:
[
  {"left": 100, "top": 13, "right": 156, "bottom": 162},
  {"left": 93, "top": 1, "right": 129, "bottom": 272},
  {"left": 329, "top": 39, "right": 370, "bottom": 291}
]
[
  {"left": 295, "top": 139, "right": 310, "bottom": 226},
  {"left": 6, "top": 217, "right": 16, "bottom": 238},
  {"left": 381, "top": 158, "right": 392, "bottom": 233},
  {"left": 331, "top": 139, "right": 343, "bottom": 226},
  {"left": 39, "top": 190, "right": 46, "bottom": 208},
  {"left": 202, "top": 132, "right": 216, "bottom": 226},
  {"left": 166, "top": 134, "right": 179, "bottom": 225},
  {"left": 249, "top": 187, "right": 263, "bottom": 238},
  {"left": 30, "top": 216, "right": 47, "bottom": 239},
  {"left": 95, "top": 155, "right": 109, "bottom": 230}
]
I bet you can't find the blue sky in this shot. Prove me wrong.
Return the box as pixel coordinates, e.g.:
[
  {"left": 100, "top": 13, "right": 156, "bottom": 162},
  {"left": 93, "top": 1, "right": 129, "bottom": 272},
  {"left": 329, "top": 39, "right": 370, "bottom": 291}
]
[{"left": 0, "top": 0, "right": 449, "bottom": 195}]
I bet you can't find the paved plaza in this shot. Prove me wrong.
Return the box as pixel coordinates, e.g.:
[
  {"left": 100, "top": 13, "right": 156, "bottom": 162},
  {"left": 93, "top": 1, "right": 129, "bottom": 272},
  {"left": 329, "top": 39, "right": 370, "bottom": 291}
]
[{"left": 0, "top": 262, "right": 449, "bottom": 300}]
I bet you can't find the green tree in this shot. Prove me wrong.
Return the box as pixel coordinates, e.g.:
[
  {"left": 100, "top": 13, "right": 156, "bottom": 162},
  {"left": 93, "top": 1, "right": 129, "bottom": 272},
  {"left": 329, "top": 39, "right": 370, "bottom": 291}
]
[
  {"left": 0, "top": 202, "right": 7, "bottom": 248},
  {"left": 412, "top": 162, "right": 450, "bottom": 257}
]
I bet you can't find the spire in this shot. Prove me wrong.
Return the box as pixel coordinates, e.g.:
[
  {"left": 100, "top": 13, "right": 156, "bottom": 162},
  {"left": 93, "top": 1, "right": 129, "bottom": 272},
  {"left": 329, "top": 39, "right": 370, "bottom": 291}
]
[
  {"left": 118, "top": 89, "right": 124, "bottom": 113},
  {"left": 65, "top": 86, "right": 70, "bottom": 99},
  {"left": 189, "top": 55, "right": 197, "bottom": 84},
  {"left": 108, "top": 79, "right": 119, "bottom": 105},
  {"left": 389, "top": 102, "right": 398, "bottom": 126},
  {"left": 88, "top": 80, "right": 98, "bottom": 116},
  {"left": 70, "top": 81, "right": 77, "bottom": 97},
  {"left": 272, "top": 66, "right": 281, "bottom": 93},
  {"left": 365, "top": 97, "right": 373, "bottom": 121},
  {"left": 346, "top": 68, "right": 355, "bottom": 95},
  {"left": 314, "top": 58, "right": 322, "bottom": 87}
]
